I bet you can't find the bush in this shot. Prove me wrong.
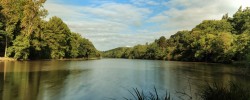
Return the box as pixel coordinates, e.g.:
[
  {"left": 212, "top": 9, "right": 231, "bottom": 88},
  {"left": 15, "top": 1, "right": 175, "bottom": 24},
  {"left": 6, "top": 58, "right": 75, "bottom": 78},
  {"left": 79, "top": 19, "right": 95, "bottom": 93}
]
[{"left": 200, "top": 82, "right": 250, "bottom": 100}]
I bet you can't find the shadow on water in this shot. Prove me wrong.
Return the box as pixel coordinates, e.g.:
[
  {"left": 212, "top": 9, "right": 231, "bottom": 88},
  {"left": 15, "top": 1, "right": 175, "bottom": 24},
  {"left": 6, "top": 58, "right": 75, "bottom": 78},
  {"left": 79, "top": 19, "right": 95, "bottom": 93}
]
[{"left": 0, "top": 61, "right": 88, "bottom": 100}]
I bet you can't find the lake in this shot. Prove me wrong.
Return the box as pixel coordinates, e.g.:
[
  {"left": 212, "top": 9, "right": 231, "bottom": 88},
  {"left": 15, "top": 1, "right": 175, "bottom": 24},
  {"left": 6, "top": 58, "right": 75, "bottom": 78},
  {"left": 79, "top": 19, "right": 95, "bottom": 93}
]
[{"left": 0, "top": 59, "right": 249, "bottom": 100}]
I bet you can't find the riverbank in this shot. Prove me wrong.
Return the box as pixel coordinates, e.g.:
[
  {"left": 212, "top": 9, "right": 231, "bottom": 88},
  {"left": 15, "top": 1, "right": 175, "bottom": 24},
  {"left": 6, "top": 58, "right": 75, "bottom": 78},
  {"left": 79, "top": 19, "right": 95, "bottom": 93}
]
[
  {"left": 58, "top": 57, "right": 101, "bottom": 61},
  {"left": 125, "top": 81, "right": 250, "bottom": 100},
  {"left": 0, "top": 57, "right": 16, "bottom": 61},
  {"left": 0, "top": 57, "right": 101, "bottom": 61}
]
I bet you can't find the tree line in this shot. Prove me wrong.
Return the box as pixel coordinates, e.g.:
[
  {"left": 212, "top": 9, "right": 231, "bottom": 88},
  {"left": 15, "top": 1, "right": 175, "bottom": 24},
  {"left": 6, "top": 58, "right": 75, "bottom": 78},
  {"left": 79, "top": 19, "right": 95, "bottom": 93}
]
[
  {"left": 103, "top": 7, "right": 250, "bottom": 63},
  {"left": 0, "top": 0, "right": 100, "bottom": 60}
]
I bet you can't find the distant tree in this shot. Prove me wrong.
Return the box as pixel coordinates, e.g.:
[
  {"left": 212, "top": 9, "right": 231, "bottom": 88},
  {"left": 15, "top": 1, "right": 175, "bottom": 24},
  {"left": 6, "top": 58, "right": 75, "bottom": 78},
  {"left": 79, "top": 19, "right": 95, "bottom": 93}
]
[
  {"left": 103, "top": 7, "right": 250, "bottom": 63},
  {"left": 130, "top": 45, "right": 147, "bottom": 59},
  {"left": 157, "top": 36, "right": 167, "bottom": 48},
  {"left": 222, "top": 13, "right": 229, "bottom": 20},
  {"left": 230, "top": 7, "right": 250, "bottom": 34},
  {"left": 192, "top": 20, "right": 233, "bottom": 34}
]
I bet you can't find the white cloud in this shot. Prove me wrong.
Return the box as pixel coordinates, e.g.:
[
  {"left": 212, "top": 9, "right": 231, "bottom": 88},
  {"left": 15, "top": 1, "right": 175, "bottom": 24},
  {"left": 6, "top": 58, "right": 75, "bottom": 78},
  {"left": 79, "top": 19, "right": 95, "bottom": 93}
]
[
  {"left": 44, "top": 0, "right": 250, "bottom": 51},
  {"left": 130, "top": 0, "right": 160, "bottom": 6},
  {"left": 80, "top": 3, "right": 151, "bottom": 25},
  {"left": 44, "top": 1, "right": 154, "bottom": 50},
  {"left": 233, "top": 0, "right": 250, "bottom": 8},
  {"left": 88, "top": 32, "right": 164, "bottom": 51},
  {"left": 44, "top": 2, "right": 85, "bottom": 21},
  {"left": 149, "top": 0, "right": 247, "bottom": 32}
]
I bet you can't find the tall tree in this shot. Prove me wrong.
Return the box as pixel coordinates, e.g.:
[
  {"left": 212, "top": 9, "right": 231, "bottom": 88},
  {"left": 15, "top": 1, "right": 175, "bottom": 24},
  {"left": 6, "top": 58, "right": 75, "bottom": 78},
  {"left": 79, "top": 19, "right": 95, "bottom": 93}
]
[
  {"left": 0, "top": 0, "right": 99, "bottom": 60},
  {"left": 222, "top": 13, "right": 229, "bottom": 20},
  {"left": 0, "top": 5, "right": 5, "bottom": 56},
  {"left": 43, "top": 16, "right": 71, "bottom": 59},
  {"left": 21, "top": 0, "right": 47, "bottom": 36},
  {"left": 2, "top": 0, "right": 47, "bottom": 59},
  {"left": 0, "top": 20, "right": 5, "bottom": 56},
  {"left": 0, "top": 0, "right": 23, "bottom": 57}
]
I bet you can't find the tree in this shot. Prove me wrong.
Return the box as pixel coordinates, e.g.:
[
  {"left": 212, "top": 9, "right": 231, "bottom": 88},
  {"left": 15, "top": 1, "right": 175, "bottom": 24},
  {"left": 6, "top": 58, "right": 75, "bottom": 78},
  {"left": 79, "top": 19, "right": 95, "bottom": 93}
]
[
  {"left": 102, "top": 6, "right": 250, "bottom": 63},
  {"left": 0, "top": 6, "right": 5, "bottom": 55},
  {"left": 7, "top": 35, "right": 30, "bottom": 60},
  {"left": 67, "top": 32, "right": 81, "bottom": 58},
  {"left": 21, "top": 0, "right": 47, "bottom": 36},
  {"left": 1, "top": 0, "right": 47, "bottom": 60},
  {"left": 192, "top": 20, "right": 233, "bottom": 34},
  {"left": 157, "top": 36, "right": 167, "bottom": 48},
  {"left": 0, "top": 0, "right": 23, "bottom": 57},
  {"left": 42, "top": 16, "right": 71, "bottom": 59},
  {"left": 233, "top": 33, "right": 250, "bottom": 61},
  {"left": 212, "top": 32, "right": 235, "bottom": 63},
  {"left": 222, "top": 13, "right": 229, "bottom": 20},
  {"left": 130, "top": 45, "right": 147, "bottom": 59},
  {"left": 22, "top": 0, "right": 47, "bottom": 59},
  {"left": 230, "top": 7, "right": 250, "bottom": 34},
  {"left": 0, "top": 0, "right": 99, "bottom": 60}
]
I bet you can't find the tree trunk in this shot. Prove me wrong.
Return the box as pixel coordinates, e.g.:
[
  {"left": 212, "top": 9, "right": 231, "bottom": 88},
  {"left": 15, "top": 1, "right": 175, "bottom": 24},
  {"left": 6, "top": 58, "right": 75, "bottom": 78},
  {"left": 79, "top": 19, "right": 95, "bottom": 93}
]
[{"left": 4, "top": 35, "right": 7, "bottom": 57}]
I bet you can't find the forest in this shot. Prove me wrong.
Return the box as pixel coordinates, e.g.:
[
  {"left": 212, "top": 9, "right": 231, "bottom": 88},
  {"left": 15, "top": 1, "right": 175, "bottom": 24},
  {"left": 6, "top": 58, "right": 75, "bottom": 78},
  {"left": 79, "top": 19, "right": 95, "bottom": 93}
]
[
  {"left": 0, "top": 0, "right": 100, "bottom": 60},
  {"left": 0, "top": 0, "right": 249, "bottom": 63},
  {"left": 103, "top": 7, "right": 250, "bottom": 63}
]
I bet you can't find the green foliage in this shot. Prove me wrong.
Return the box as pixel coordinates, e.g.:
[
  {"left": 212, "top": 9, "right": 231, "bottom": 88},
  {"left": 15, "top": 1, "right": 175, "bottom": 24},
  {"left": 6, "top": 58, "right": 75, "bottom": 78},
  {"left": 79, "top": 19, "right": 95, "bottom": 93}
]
[
  {"left": 157, "top": 36, "right": 167, "bottom": 48},
  {"left": 43, "top": 16, "right": 71, "bottom": 59},
  {"left": 200, "top": 82, "right": 250, "bottom": 100},
  {"left": 130, "top": 45, "right": 147, "bottom": 59},
  {"left": 68, "top": 32, "right": 81, "bottom": 58},
  {"left": 0, "top": 20, "right": 5, "bottom": 56},
  {"left": 8, "top": 35, "right": 30, "bottom": 60},
  {"left": 230, "top": 7, "right": 250, "bottom": 34},
  {"left": 102, "top": 47, "right": 132, "bottom": 58},
  {"left": 193, "top": 20, "right": 233, "bottom": 34},
  {"left": 77, "top": 37, "right": 100, "bottom": 58},
  {"left": 103, "top": 7, "right": 250, "bottom": 63},
  {"left": 0, "top": 0, "right": 99, "bottom": 60}
]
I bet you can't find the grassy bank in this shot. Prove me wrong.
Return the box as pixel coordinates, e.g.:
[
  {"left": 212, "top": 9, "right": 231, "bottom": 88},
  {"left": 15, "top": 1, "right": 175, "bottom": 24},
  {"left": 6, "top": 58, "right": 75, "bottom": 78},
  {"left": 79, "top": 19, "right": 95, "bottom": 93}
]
[
  {"left": 200, "top": 82, "right": 250, "bottom": 100},
  {"left": 124, "top": 82, "right": 250, "bottom": 100}
]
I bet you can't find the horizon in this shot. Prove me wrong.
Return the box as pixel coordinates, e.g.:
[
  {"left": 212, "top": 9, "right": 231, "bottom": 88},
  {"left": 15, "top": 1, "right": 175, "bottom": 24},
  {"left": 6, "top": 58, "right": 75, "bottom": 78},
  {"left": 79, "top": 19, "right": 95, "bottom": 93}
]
[{"left": 44, "top": 0, "right": 250, "bottom": 51}]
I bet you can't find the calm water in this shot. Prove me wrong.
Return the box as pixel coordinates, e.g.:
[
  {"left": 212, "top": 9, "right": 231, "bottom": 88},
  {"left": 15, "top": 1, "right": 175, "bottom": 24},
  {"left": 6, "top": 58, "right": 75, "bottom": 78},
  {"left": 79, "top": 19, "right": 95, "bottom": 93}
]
[{"left": 0, "top": 59, "right": 249, "bottom": 100}]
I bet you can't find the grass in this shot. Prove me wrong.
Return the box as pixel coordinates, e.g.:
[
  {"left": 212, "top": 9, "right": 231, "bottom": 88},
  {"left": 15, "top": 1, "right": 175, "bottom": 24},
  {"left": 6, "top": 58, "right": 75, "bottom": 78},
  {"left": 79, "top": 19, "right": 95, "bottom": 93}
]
[
  {"left": 124, "top": 87, "right": 171, "bottom": 100},
  {"left": 123, "top": 82, "right": 250, "bottom": 100},
  {"left": 200, "top": 82, "right": 250, "bottom": 100}
]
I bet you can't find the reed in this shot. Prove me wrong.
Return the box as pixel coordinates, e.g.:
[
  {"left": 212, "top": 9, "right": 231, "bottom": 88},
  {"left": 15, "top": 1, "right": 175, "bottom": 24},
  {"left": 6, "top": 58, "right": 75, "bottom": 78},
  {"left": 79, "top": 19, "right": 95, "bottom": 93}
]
[
  {"left": 200, "top": 82, "right": 250, "bottom": 100},
  {"left": 124, "top": 87, "right": 171, "bottom": 100}
]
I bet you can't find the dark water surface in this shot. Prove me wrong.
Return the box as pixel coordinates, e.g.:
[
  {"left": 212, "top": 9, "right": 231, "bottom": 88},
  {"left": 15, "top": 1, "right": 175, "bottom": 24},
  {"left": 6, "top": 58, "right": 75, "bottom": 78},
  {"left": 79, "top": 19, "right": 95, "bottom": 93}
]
[{"left": 0, "top": 59, "right": 249, "bottom": 100}]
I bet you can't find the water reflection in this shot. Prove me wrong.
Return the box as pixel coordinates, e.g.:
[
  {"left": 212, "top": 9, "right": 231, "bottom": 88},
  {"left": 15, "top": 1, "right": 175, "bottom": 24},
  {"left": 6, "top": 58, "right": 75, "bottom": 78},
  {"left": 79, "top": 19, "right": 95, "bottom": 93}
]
[
  {"left": 0, "top": 61, "right": 72, "bottom": 100},
  {"left": 0, "top": 59, "right": 249, "bottom": 100}
]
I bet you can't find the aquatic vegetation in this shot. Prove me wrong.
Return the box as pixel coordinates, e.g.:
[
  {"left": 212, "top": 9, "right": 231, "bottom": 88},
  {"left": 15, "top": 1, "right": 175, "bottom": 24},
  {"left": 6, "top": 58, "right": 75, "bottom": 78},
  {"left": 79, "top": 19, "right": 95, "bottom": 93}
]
[
  {"left": 124, "top": 87, "right": 171, "bottom": 100},
  {"left": 124, "top": 82, "right": 250, "bottom": 100},
  {"left": 200, "top": 82, "right": 250, "bottom": 100}
]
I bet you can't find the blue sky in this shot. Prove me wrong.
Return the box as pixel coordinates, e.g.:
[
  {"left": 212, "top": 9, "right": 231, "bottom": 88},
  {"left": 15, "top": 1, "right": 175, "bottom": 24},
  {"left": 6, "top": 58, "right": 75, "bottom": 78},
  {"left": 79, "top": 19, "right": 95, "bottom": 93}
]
[{"left": 44, "top": 0, "right": 250, "bottom": 51}]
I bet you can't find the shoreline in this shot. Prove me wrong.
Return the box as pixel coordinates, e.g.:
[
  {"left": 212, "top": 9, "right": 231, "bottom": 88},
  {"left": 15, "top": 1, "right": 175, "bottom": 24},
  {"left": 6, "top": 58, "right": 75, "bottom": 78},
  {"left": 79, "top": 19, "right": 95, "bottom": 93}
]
[
  {"left": 0, "top": 57, "right": 16, "bottom": 61},
  {"left": 0, "top": 57, "right": 101, "bottom": 61},
  {"left": 57, "top": 57, "right": 101, "bottom": 61},
  {"left": 102, "top": 57, "right": 250, "bottom": 65}
]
